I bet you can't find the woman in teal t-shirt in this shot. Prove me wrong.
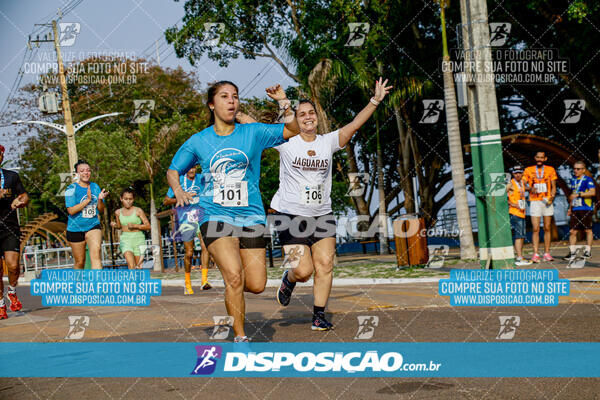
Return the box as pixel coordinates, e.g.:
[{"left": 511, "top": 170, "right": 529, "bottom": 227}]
[
  {"left": 65, "top": 160, "right": 109, "bottom": 269},
  {"left": 167, "top": 81, "right": 300, "bottom": 342}
]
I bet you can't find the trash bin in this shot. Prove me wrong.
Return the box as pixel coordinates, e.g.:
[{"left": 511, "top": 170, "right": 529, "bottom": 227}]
[{"left": 393, "top": 214, "right": 428, "bottom": 267}]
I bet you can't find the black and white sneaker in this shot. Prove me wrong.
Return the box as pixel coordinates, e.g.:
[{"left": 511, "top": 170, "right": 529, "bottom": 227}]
[
  {"left": 277, "top": 270, "right": 296, "bottom": 306},
  {"left": 584, "top": 251, "right": 592, "bottom": 258},
  {"left": 562, "top": 252, "right": 575, "bottom": 261},
  {"left": 311, "top": 312, "right": 333, "bottom": 331}
]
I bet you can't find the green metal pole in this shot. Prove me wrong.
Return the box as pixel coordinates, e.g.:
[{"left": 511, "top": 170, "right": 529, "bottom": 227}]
[{"left": 459, "top": 0, "right": 514, "bottom": 268}]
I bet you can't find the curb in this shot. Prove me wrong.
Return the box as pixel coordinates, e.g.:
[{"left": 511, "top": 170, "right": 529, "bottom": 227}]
[
  {"left": 9, "top": 276, "right": 599, "bottom": 286},
  {"left": 131, "top": 277, "right": 446, "bottom": 287}
]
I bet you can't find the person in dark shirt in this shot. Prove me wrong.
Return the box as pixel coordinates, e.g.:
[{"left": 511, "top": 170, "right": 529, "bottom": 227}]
[{"left": 0, "top": 145, "right": 29, "bottom": 319}]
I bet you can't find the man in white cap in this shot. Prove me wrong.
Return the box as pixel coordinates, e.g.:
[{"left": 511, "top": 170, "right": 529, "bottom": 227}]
[{"left": 507, "top": 165, "right": 532, "bottom": 266}]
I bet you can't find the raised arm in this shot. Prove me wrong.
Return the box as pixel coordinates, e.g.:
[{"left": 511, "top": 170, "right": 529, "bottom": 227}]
[
  {"left": 338, "top": 77, "right": 393, "bottom": 148},
  {"left": 265, "top": 84, "right": 300, "bottom": 140}
]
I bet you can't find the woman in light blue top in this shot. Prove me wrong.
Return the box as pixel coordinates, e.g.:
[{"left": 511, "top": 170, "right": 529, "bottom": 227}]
[
  {"left": 65, "top": 160, "right": 109, "bottom": 269},
  {"left": 167, "top": 81, "right": 300, "bottom": 342}
]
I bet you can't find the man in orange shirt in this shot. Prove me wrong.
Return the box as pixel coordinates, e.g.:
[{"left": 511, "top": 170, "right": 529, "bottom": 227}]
[
  {"left": 507, "top": 165, "right": 532, "bottom": 266},
  {"left": 523, "top": 151, "right": 557, "bottom": 263}
]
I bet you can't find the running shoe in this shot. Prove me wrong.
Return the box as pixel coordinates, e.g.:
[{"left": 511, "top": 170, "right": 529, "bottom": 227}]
[
  {"left": 531, "top": 253, "right": 541, "bottom": 263},
  {"left": 234, "top": 335, "right": 249, "bottom": 343},
  {"left": 562, "top": 252, "right": 575, "bottom": 261},
  {"left": 202, "top": 282, "right": 212, "bottom": 290},
  {"left": 0, "top": 305, "right": 7, "bottom": 320},
  {"left": 515, "top": 258, "right": 532, "bottom": 266},
  {"left": 584, "top": 251, "right": 592, "bottom": 258},
  {"left": 311, "top": 312, "right": 333, "bottom": 331},
  {"left": 7, "top": 292, "right": 22, "bottom": 312},
  {"left": 543, "top": 253, "right": 554, "bottom": 262},
  {"left": 277, "top": 270, "right": 296, "bottom": 306},
  {"left": 184, "top": 281, "right": 194, "bottom": 295}
]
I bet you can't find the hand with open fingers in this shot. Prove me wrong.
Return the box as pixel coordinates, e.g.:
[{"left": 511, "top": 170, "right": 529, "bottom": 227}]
[
  {"left": 83, "top": 186, "right": 92, "bottom": 205},
  {"left": 265, "top": 84, "right": 287, "bottom": 101},
  {"left": 373, "top": 77, "right": 393, "bottom": 102},
  {"left": 99, "top": 189, "right": 109, "bottom": 200},
  {"left": 175, "top": 190, "right": 195, "bottom": 207},
  {"left": 11, "top": 197, "right": 24, "bottom": 210}
]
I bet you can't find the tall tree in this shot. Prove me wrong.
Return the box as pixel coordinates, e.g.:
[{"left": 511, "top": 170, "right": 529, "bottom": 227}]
[{"left": 437, "top": 0, "right": 477, "bottom": 259}]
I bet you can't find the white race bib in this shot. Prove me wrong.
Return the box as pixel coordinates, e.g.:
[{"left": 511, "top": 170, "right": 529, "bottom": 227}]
[
  {"left": 82, "top": 204, "right": 97, "bottom": 219},
  {"left": 213, "top": 181, "right": 248, "bottom": 207},
  {"left": 534, "top": 183, "right": 547, "bottom": 193},
  {"left": 518, "top": 199, "right": 526, "bottom": 209},
  {"left": 572, "top": 197, "right": 582, "bottom": 207},
  {"left": 301, "top": 184, "right": 323, "bottom": 206}
]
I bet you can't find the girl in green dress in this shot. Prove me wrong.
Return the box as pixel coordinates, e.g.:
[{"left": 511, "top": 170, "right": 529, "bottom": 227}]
[{"left": 111, "top": 188, "right": 151, "bottom": 269}]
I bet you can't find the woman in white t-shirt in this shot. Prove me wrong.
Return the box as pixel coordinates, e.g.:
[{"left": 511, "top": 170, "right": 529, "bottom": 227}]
[{"left": 272, "top": 77, "right": 392, "bottom": 331}]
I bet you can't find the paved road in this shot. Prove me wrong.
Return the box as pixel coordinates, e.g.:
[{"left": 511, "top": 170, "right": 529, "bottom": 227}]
[{"left": 1, "top": 275, "right": 599, "bottom": 399}]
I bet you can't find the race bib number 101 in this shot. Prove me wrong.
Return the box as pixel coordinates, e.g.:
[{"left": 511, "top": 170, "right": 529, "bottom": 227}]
[{"left": 214, "top": 181, "right": 248, "bottom": 207}]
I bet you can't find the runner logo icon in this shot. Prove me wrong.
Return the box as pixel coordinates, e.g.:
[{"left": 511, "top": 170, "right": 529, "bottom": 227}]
[
  {"left": 561, "top": 100, "right": 586, "bottom": 124},
  {"left": 346, "top": 173, "right": 369, "bottom": 196},
  {"left": 210, "top": 316, "right": 234, "bottom": 340},
  {"left": 419, "top": 100, "right": 444, "bottom": 123},
  {"left": 355, "top": 316, "right": 379, "bottom": 339},
  {"left": 65, "top": 316, "right": 90, "bottom": 339},
  {"left": 488, "top": 173, "right": 511, "bottom": 196},
  {"left": 427, "top": 245, "right": 449, "bottom": 269},
  {"left": 567, "top": 246, "right": 587, "bottom": 269},
  {"left": 489, "top": 23, "right": 511, "bottom": 46},
  {"left": 345, "top": 23, "right": 370, "bottom": 47},
  {"left": 59, "top": 22, "right": 80, "bottom": 47},
  {"left": 132, "top": 100, "right": 155, "bottom": 124},
  {"left": 203, "top": 23, "right": 225, "bottom": 47},
  {"left": 191, "top": 345, "right": 223, "bottom": 375},
  {"left": 496, "top": 316, "right": 520, "bottom": 339}
]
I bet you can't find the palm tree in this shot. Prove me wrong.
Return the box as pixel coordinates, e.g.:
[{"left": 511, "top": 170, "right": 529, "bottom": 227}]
[
  {"left": 437, "top": 0, "right": 477, "bottom": 259},
  {"left": 133, "top": 120, "right": 180, "bottom": 271}
]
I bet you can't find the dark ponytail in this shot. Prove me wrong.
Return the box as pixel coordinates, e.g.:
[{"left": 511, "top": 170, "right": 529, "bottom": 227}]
[
  {"left": 206, "top": 80, "right": 239, "bottom": 125},
  {"left": 121, "top": 186, "right": 136, "bottom": 198},
  {"left": 74, "top": 159, "right": 89, "bottom": 172}
]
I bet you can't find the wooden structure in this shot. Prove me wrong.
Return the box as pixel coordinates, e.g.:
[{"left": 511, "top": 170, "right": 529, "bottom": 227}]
[
  {"left": 156, "top": 208, "right": 179, "bottom": 272},
  {"left": 19, "top": 213, "right": 67, "bottom": 254}
]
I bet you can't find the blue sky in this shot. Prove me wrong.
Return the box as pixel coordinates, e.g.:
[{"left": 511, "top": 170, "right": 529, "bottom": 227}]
[{"left": 0, "top": 0, "right": 296, "bottom": 162}]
